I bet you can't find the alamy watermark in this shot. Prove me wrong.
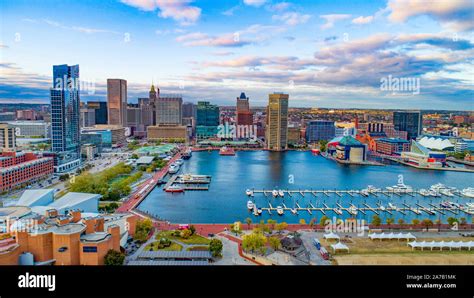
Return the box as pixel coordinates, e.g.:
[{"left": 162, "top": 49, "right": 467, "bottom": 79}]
[
  {"left": 380, "top": 75, "right": 420, "bottom": 95},
  {"left": 54, "top": 76, "right": 96, "bottom": 95},
  {"left": 217, "top": 122, "right": 257, "bottom": 141}
]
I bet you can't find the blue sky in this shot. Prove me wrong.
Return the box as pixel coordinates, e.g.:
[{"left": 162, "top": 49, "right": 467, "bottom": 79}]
[{"left": 0, "top": 0, "right": 473, "bottom": 110}]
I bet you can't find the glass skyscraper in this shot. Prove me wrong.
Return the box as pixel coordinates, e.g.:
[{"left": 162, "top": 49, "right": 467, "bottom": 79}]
[
  {"left": 50, "top": 64, "right": 81, "bottom": 172},
  {"left": 196, "top": 101, "right": 219, "bottom": 140},
  {"left": 393, "top": 111, "right": 422, "bottom": 140},
  {"left": 306, "top": 120, "right": 336, "bottom": 143}
]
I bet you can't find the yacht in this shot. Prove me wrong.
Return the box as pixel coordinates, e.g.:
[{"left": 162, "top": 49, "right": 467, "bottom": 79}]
[
  {"left": 386, "top": 182, "right": 413, "bottom": 194},
  {"left": 253, "top": 206, "right": 259, "bottom": 216},
  {"left": 428, "top": 189, "right": 440, "bottom": 197},
  {"left": 440, "top": 201, "right": 451, "bottom": 208},
  {"left": 439, "top": 189, "right": 454, "bottom": 197},
  {"left": 363, "top": 185, "right": 381, "bottom": 193},
  {"left": 419, "top": 189, "right": 430, "bottom": 197},
  {"left": 360, "top": 189, "right": 369, "bottom": 197},
  {"left": 182, "top": 149, "right": 192, "bottom": 160},
  {"left": 272, "top": 190, "right": 279, "bottom": 197},
  {"left": 247, "top": 200, "right": 254, "bottom": 210},
  {"left": 348, "top": 205, "right": 358, "bottom": 215},
  {"left": 246, "top": 189, "right": 254, "bottom": 197},
  {"left": 276, "top": 206, "right": 284, "bottom": 215},
  {"left": 165, "top": 185, "right": 184, "bottom": 193},
  {"left": 168, "top": 164, "right": 179, "bottom": 174},
  {"left": 461, "top": 187, "right": 474, "bottom": 198},
  {"left": 379, "top": 205, "right": 386, "bottom": 211},
  {"left": 388, "top": 202, "right": 397, "bottom": 210},
  {"left": 278, "top": 190, "right": 285, "bottom": 197},
  {"left": 465, "top": 202, "right": 474, "bottom": 212}
]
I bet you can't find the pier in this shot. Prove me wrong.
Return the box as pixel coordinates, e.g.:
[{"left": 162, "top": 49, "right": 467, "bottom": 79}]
[{"left": 163, "top": 174, "right": 212, "bottom": 191}]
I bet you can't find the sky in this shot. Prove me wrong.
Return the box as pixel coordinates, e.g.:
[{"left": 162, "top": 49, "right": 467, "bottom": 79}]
[{"left": 0, "top": 0, "right": 473, "bottom": 110}]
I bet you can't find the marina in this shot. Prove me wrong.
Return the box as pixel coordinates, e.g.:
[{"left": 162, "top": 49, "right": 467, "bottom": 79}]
[{"left": 138, "top": 151, "right": 473, "bottom": 223}]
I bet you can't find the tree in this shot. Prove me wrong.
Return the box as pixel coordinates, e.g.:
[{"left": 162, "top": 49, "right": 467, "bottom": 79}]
[
  {"left": 411, "top": 219, "right": 420, "bottom": 226},
  {"left": 435, "top": 219, "right": 442, "bottom": 232},
  {"left": 397, "top": 218, "right": 405, "bottom": 227},
  {"left": 460, "top": 217, "right": 467, "bottom": 226},
  {"left": 134, "top": 218, "right": 153, "bottom": 242},
  {"left": 309, "top": 218, "right": 317, "bottom": 230},
  {"left": 242, "top": 231, "right": 267, "bottom": 254},
  {"left": 245, "top": 217, "right": 252, "bottom": 230},
  {"left": 447, "top": 217, "right": 458, "bottom": 226},
  {"left": 422, "top": 219, "right": 433, "bottom": 231},
  {"left": 268, "top": 236, "right": 281, "bottom": 251},
  {"left": 386, "top": 218, "right": 394, "bottom": 230},
  {"left": 189, "top": 225, "right": 196, "bottom": 235},
  {"left": 320, "top": 215, "right": 330, "bottom": 227},
  {"left": 319, "top": 140, "right": 328, "bottom": 152},
  {"left": 104, "top": 249, "right": 125, "bottom": 265},
  {"left": 209, "top": 239, "right": 223, "bottom": 257},
  {"left": 371, "top": 215, "right": 381, "bottom": 227},
  {"left": 267, "top": 219, "right": 277, "bottom": 231},
  {"left": 275, "top": 222, "right": 288, "bottom": 234},
  {"left": 180, "top": 229, "right": 192, "bottom": 239}
]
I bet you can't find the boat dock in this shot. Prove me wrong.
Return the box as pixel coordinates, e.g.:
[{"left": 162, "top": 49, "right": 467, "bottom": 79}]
[
  {"left": 163, "top": 174, "right": 212, "bottom": 191},
  {"left": 256, "top": 202, "right": 473, "bottom": 216}
]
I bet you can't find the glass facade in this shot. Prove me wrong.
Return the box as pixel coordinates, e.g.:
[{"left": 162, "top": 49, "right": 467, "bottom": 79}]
[
  {"left": 393, "top": 111, "right": 421, "bottom": 140},
  {"left": 306, "top": 120, "right": 336, "bottom": 142},
  {"left": 196, "top": 101, "right": 219, "bottom": 140}
]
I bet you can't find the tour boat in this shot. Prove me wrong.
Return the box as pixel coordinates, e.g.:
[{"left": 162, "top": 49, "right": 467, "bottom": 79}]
[
  {"left": 461, "top": 187, "right": 474, "bottom": 198},
  {"left": 246, "top": 189, "right": 254, "bottom": 196},
  {"left": 276, "top": 206, "right": 284, "bottom": 215},
  {"left": 272, "top": 190, "right": 279, "bottom": 197},
  {"left": 278, "top": 190, "right": 285, "bottom": 197},
  {"left": 311, "top": 148, "right": 320, "bottom": 155},
  {"left": 247, "top": 200, "right": 254, "bottom": 210},
  {"left": 219, "top": 146, "right": 235, "bottom": 156},
  {"left": 165, "top": 185, "right": 184, "bottom": 193}
]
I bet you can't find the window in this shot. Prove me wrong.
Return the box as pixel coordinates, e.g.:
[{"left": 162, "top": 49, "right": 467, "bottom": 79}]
[{"left": 82, "top": 246, "right": 98, "bottom": 253}]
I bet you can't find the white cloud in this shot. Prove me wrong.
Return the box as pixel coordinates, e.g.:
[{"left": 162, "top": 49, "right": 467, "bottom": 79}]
[
  {"left": 387, "top": 0, "right": 474, "bottom": 31},
  {"left": 273, "top": 12, "right": 311, "bottom": 26},
  {"left": 121, "top": 0, "right": 201, "bottom": 25},
  {"left": 243, "top": 0, "right": 267, "bottom": 7},
  {"left": 320, "top": 14, "right": 351, "bottom": 29},
  {"left": 352, "top": 15, "right": 374, "bottom": 25}
]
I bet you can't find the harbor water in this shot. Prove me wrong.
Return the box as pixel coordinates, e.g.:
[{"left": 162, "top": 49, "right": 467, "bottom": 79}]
[{"left": 137, "top": 151, "right": 473, "bottom": 224}]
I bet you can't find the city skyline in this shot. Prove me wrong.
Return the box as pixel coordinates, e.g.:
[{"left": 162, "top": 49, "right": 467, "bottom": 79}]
[{"left": 1, "top": 0, "right": 473, "bottom": 110}]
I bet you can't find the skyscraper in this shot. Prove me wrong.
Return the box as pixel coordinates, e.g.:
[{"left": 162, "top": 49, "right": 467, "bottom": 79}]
[
  {"left": 306, "top": 120, "right": 335, "bottom": 143},
  {"left": 393, "top": 111, "right": 422, "bottom": 140},
  {"left": 50, "top": 64, "right": 81, "bottom": 172},
  {"left": 107, "top": 79, "right": 127, "bottom": 126},
  {"left": 236, "top": 92, "right": 249, "bottom": 112},
  {"left": 87, "top": 101, "right": 108, "bottom": 124},
  {"left": 156, "top": 95, "right": 183, "bottom": 125},
  {"left": 266, "top": 93, "right": 289, "bottom": 151},
  {"left": 196, "top": 101, "right": 219, "bottom": 140},
  {"left": 236, "top": 92, "right": 253, "bottom": 126}
]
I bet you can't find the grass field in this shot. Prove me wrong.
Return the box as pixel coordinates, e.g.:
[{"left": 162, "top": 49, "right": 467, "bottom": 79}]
[
  {"left": 155, "top": 231, "right": 211, "bottom": 245},
  {"left": 145, "top": 241, "right": 183, "bottom": 251}
]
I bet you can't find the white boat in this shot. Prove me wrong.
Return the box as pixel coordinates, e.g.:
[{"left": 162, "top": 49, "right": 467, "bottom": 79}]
[
  {"left": 168, "top": 165, "right": 179, "bottom": 174},
  {"left": 363, "top": 185, "right": 381, "bottom": 193},
  {"left": 419, "top": 189, "right": 430, "bottom": 197},
  {"left": 388, "top": 202, "right": 397, "bottom": 210},
  {"left": 272, "top": 190, "right": 279, "bottom": 197},
  {"left": 386, "top": 182, "right": 413, "bottom": 193},
  {"left": 257, "top": 208, "right": 262, "bottom": 215},
  {"left": 334, "top": 208, "right": 342, "bottom": 215},
  {"left": 290, "top": 208, "right": 298, "bottom": 215},
  {"left": 428, "top": 189, "right": 440, "bottom": 197},
  {"left": 276, "top": 206, "right": 284, "bottom": 215},
  {"left": 278, "top": 190, "right": 285, "bottom": 197},
  {"left": 461, "top": 187, "right": 474, "bottom": 198},
  {"left": 253, "top": 206, "right": 259, "bottom": 216},
  {"left": 348, "top": 205, "right": 358, "bottom": 215},
  {"left": 379, "top": 205, "right": 386, "bottom": 211},
  {"left": 175, "top": 159, "right": 184, "bottom": 165},
  {"left": 440, "top": 189, "right": 454, "bottom": 197},
  {"left": 247, "top": 200, "right": 254, "bottom": 210},
  {"left": 465, "top": 202, "right": 474, "bottom": 212},
  {"left": 246, "top": 189, "right": 254, "bottom": 196},
  {"left": 360, "top": 190, "right": 369, "bottom": 197}
]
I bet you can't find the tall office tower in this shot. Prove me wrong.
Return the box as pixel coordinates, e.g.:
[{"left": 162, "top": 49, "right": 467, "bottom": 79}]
[
  {"left": 0, "top": 124, "right": 16, "bottom": 151},
  {"left": 393, "top": 111, "right": 422, "bottom": 140},
  {"left": 50, "top": 64, "right": 81, "bottom": 172},
  {"left": 149, "top": 84, "right": 159, "bottom": 125},
  {"left": 236, "top": 92, "right": 250, "bottom": 112},
  {"left": 182, "top": 102, "right": 196, "bottom": 119},
  {"left": 196, "top": 101, "right": 220, "bottom": 140},
  {"left": 107, "top": 79, "right": 127, "bottom": 126},
  {"left": 138, "top": 97, "right": 154, "bottom": 128},
  {"left": 156, "top": 95, "right": 182, "bottom": 125},
  {"left": 266, "top": 93, "right": 289, "bottom": 151},
  {"left": 87, "top": 101, "right": 108, "bottom": 124},
  {"left": 80, "top": 107, "right": 96, "bottom": 127},
  {"left": 236, "top": 92, "right": 253, "bottom": 126},
  {"left": 306, "top": 120, "right": 336, "bottom": 142}
]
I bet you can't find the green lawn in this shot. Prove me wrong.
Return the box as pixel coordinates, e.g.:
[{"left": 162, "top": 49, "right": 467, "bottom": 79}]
[
  {"left": 155, "top": 231, "right": 211, "bottom": 245},
  {"left": 145, "top": 241, "right": 183, "bottom": 251}
]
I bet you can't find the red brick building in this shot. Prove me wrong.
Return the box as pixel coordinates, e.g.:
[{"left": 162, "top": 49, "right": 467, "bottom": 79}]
[
  {"left": 0, "top": 152, "right": 53, "bottom": 191},
  {"left": 375, "top": 138, "right": 411, "bottom": 155}
]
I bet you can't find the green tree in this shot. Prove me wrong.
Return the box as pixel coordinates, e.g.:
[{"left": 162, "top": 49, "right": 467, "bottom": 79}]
[
  {"left": 411, "top": 219, "right": 420, "bottom": 226},
  {"left": 319, "top": 140, "right": 328, "bottom": 152},
  {"left": 386, "top": 218, "right": 394, "bottom": 230},
  {"left": 299, "top": 219, "right": 306, "bottom": 225},
  {"left": 245, "top": 217, "right": 252, "bottom": 230},
  {"left": 460, "top": 217, "right": 467, "bottom": 226},
  {"left": 267, "top": 219, "right": 277, "bottom": 231},
  {"left": 397, "top": 218, "right": 405, "bottom": 227},
  {"left": 422, "top": 219, "right": 433, "bottom": 231},
  {"left": 447, "top": 217, "right": 458, "bottom": 226},
  {"left": 209, "top": 239, "right": 223, "bottom": 257},
  {"left": 268, "top": 236, "right": 281, "bottom": 251},
  {"left": 320, "top": 215, "right": 330, "bottom": 227},
  {"left": 275, "top": 222, "right": 288, "bottom": 234},
  {"left": 180, "top": 229, "right": 192, "bottom": 239},
  {"left": 309, "top": 218, "right": 317, "bottom": 230},
  {"left": 104, "top": 249, "right": 125, "bottom": 265},
  {"left": 242, "top": 231, "right": 267, "bottom": 254},
  {"left": 371, "top": 215, "right": 381, "bottom": 227},
  {"left": 134, "top": 218, "right": 153, "bottom": 242}
]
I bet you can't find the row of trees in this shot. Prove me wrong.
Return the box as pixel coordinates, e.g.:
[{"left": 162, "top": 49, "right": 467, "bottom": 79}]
[
  {"left": 244, "top": 218, "right": 289, "bottom": 234},
  {"left": 241, "top": 230, "right": 281, "bottom": 255},
  {"left": 370, "top": 215, "right": 469, "bottom": 230}
]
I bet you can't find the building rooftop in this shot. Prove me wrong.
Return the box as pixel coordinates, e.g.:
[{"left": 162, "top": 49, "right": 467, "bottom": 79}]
[
  {"left": 16, "top": 189, "right": 55, "bottom": 207},
  {"left": 0, "top": 206, "right": 32, "bottom": 221},
  {"left": 80, "top": 232, "right": 111, "bottom": 242},
  {"left": 48, "top": 192, "right": 101, "bottom": 213},
  {"left": 338, "top": 136, "right": 363, "bottom": 146},
  {"left": 135, "top": 156, "right": 155, "bottom": 165},
  {"left": 377, "top": 138, "right": 410, "bottom": 144},
  {"left": 138, "top": 250, "right": 212, "bottom": 260}
]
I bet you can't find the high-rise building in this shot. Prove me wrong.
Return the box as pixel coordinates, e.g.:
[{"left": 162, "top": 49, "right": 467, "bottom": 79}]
[
  {"left": 0, "top": 124, "right": 16, "bottom": 151},
  {"left": 266, "top": 93, "right": 289, "bottom": 151},
  {"left": 236, "top": 92, "right": 250, "bottom": 112},
  {"left": 306, "top": 120, "right": 336, "bottom": 143},
  {"left": 50, "top": 64, "right": 81, "bottom": 172},
  {"left": 87, "top": 101, "right": 108, "bottom": 124},
  {"left": 182, "top": 102, "right": 196, "bottom": 119},
  {"left": 156, "top": 95, "right": 182, "bottom": 125},
  {"left": 236, "top": 92, "right": 253, "bottom": 126},
  {"left": 393, "top": 111, "right": 422, "bottom": 140},
  {"left": 107, "top": 79, "right": 127, "bottom": 126},
  {"left": 80, "top": 107, "right": 96, "bottom": 127},
  {"left": 196, "top": 101, "right": 219, "bottom": 140}
]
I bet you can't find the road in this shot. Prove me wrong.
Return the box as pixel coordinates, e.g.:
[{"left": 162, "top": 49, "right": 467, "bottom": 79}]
[{"left": 299, "top": 231, "right": 331, "bottom": 265}]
